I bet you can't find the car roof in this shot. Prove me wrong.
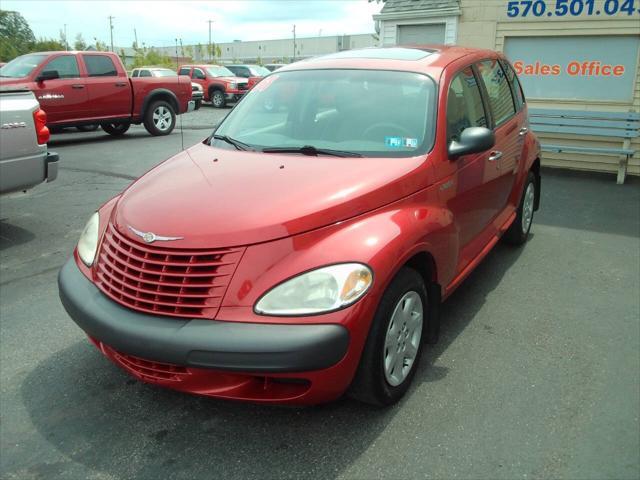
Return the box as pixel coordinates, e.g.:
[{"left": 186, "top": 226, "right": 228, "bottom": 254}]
[{"left": 277, "top": 45, "right": 500, "bottom": 77}]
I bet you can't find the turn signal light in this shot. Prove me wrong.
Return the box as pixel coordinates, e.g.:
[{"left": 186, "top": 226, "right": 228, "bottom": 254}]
[{"left": 32, "top": 108, "right": 50, "bottom": 145}]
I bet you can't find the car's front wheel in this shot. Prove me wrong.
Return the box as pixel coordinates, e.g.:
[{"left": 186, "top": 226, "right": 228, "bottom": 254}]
[
  {"left": 503, "top": 171, "right": 537, "bottom": 245},
  {"left": 211, "top": 89, "right": 226, "bottom": 108},
  {"left": 101, "top": 122, "right": 130, "bottom": 136},
  {"left": 143, "top": 100, "right": 176, "bottom": 136},
  {"left": 349, "top": 267, "right": 427, "bottom": 406}
]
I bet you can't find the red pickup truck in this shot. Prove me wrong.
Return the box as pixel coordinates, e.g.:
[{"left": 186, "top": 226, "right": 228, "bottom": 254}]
[
  {"left": 0, "top": 51, "right": 194, "bottom": 136},
  {"left": 178, "top": 64, "right": 248, "bottom": 108}
]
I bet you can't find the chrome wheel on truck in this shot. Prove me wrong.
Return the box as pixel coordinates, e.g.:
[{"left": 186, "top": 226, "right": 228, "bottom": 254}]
[{"left": 143, "top": 100, "right": 176, "bottom": 136}]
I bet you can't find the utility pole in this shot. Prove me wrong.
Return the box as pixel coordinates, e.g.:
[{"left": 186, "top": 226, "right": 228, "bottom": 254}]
[
  {"left": 207, "top": 19, "right": 213, "bottom": 62},
  {"left": 63, "top": 24, "right": 68, "bottom": 50},
  {"left": 108, "top": 16, "right": 115, "bottom": 52},
  {"left": 134, "top": 27, "right": 138, "bottom": 47},
  {"left": 292, "top": 24, "right": 296, "bottom": 62}
]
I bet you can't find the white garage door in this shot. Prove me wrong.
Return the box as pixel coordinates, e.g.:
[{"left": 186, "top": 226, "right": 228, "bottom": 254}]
[{"left": 397, "top": 24, "right": 446, "bottom": 44}]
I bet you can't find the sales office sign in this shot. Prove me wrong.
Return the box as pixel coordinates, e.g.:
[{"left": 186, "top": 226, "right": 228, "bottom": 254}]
[{"left": 502, "top": 0, "right": 640, "bottom": 101}]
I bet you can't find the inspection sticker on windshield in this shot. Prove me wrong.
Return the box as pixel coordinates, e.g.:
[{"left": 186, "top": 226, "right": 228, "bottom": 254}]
[{"left": 385, "top": 137, "right": 418, "bottom": 149}]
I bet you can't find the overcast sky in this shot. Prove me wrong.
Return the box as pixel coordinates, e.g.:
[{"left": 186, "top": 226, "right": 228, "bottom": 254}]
[{"left": 4, "top": 1, "right": 383, "bottom": 48}]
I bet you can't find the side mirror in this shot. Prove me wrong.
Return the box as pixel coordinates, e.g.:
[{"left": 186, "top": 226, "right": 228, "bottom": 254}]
[
  {"left": 448, "top": 127, "right": 495, "bottom": 160},
  {"left": 36, "top": 70, "right": 60, "bottom": 82}
]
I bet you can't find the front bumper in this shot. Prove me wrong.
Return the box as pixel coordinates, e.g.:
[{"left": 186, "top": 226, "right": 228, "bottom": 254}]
[
  {"left": 224, "top": 92, "right": 245, "bottom": 102},
  {"left": 58, "top": 259, "right": 349, "bottom": 373}
]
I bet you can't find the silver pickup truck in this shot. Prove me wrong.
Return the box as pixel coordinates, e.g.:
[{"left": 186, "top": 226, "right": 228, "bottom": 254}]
[{"left": 0, "top": 88, "right": 58, "bottom": 194}]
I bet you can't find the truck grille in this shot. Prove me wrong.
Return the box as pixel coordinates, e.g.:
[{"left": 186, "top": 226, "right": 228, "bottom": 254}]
[
  {"left": 95, "top": 224, "right": 244, "bottom": 318},
  {"left": 238, "top": 83, "right": 249, "bottom": 91}
]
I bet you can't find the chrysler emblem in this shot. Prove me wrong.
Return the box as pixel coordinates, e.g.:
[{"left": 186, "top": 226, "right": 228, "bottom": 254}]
[{"left": 128, "top": 226, "right": 183, "bottom": 243}]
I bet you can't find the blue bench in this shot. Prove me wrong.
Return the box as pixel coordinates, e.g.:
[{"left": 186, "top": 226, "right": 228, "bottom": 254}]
[{"left": 528, "top": 108, "right": 639, "bottom": 184}]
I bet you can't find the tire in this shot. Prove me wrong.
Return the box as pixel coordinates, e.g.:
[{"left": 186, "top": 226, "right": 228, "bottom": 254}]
[
  {"left": 210, "top": 89, "right": 226, "bottom": 108},
  {"left": 101, "top": 122, "right": 130, "bottom": 136},
  {"left": 194, "top": 99, "right": 202, "bottom": 110},
  {"left": 503, "top": 171, "right": 536, "bottom": 246},
  {"left": 76, "top": 124, "right": 99, "bottom": 132},
  {"left": 349, "top": 267, "right": 427, "bottom": 406},
  {"left": 143, "top": 100, "right": 176, "bottom": 136}
]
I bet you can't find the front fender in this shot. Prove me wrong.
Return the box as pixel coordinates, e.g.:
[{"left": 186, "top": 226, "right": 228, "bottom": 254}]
[{"left": 221, "top": 182, "right": 456, "bottom": 318}]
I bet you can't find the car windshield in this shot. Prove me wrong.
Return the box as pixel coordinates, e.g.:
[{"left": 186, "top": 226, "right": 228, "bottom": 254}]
[
  {"left": 212, "top": 69, "right": 436, "bottom": 157},
  {"left": 152, "top": 69, "right": 177, "bottom": 77},
  {"left": 250, "top": 65, "right": 270, "bottom": 76},
  {"left": 0, "top": 54, "right": 48, "bottom": 78},
  {"left": 206, "top": 66, "right": 234, "bottom": 77}
]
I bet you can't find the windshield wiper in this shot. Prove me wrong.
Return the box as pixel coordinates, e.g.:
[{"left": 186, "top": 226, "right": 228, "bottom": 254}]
[
  {"left": 261, "top": 145, "right": 362, "bottom": 157},
  {"left": 211, "top": 134, "right": 255, "bottom": 151}
]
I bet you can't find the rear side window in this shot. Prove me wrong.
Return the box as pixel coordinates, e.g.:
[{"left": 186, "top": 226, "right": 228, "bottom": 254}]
[
  {"left": 178, "top": 67, "right": 191, "bottom": 76},
  {"left": 501, "top": 60, "right": 525, "bottom": 111},
  {"left": 42, "top": 55, "right": 80, "bottom": 78},
  {"left": 447, "top": 67, "right": 488, "bottom": 143},
  {"left": 476, "top": 60, "right": 516, "bottom": 127},
  {"left": 84, "top": 55, "right": 118, "bottom": 77}
]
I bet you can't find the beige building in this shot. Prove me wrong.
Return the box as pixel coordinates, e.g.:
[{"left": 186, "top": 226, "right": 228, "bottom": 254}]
[{"left": 375, "top": 0, "right": 640, "bottom": 178}]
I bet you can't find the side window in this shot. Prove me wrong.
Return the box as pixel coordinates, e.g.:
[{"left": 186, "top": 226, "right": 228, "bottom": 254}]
[
  {"left": 447, "top": 66, "right": 488, "bottom": 143},
  {"left": 240, "top": 67, "right": 251, "bottom": 78},
  {"left": 476, "top": 59, "right": 516, "bottom": 127},
  {"left": 83, "top": 55, "right": 118, "bottom": 77},
  {"left": 193, "top": 69, "right": 205, "bottom": 80},
  {"left": 178, "top": 67, "right": 191, "bottom": 76},
  {"left": 41, "top": 55, "right": 80, "bottom": 79},
  {"left": 139, "top": 70, "right": 151, "bottom": 77},
  {"left": 501, "top": 60, "right": 525, "bottom": 111},
  {"left": 131, "top": 70, "right": 139, "bottom": 77}
]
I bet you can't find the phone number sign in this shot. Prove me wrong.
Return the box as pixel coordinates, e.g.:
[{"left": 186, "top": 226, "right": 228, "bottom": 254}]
[
  {"left": 504, "top": 35, "right": 640, "bottom": 101},
  {"left": 506, "top": 0, "right": 640, "bottom": 17}
]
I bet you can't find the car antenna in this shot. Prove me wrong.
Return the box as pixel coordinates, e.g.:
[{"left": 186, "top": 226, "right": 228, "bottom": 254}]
[{"left": 175, "top": 38, "right": 185, "bottom": 150}]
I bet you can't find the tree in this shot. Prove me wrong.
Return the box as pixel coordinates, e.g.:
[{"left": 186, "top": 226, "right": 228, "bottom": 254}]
[
  {"left": 93, "top": 39, "right": 108, "bottom": 51},
  {"left": 0, "top": 10, "right": 35, "bottom": 60},
  {"left": 31, "top": 38, "right": 64, "bottom": 52},
  {"left": 73, "top": 33, "right": 87, "bottom": 51}
]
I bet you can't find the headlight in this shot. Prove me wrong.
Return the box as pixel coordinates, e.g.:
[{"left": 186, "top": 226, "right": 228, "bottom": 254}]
[
  {"left": 229, "top": 82, "right": 237, "bottom": 90},
  {"left": 255, "top": 263, "right": 373, "bottom": 316},
  {"left": 77, "top": 212, "right": 100, "bottom": 266}
]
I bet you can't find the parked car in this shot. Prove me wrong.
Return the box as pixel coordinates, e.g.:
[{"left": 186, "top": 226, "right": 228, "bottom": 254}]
[
  {"left": 225, "top": 64, "right": 270, "bottom": 89},
  {"left": 0, "top": 88, "right": 58, "bottom": 194},
  {"left": 130, "top": 66, "right": 203, "bottom": 110},
  {"left": 59, "top": 46, "right": 540, "bottom": 406},
  {"left": 178, "top": 64, "right": 248, "bottom": 108},
  {"left": 0, "top": 52, "right": 194, "bottom": 136},
  {"left": 264, "top": 64, "right": 283, "bottom": 72}
]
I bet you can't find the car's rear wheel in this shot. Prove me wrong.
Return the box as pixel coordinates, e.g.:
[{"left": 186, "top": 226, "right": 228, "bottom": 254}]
[
  {"left": 101, "top": 122, "right": 130, "bottom": 136},
  {"left": 349, "top": 267, "right": 427, "bottom": 406},
  {"left": 503, "top": 171, "right": 537, "bottom": 245},
  {"left": 211, "top": 89, "right": 226, "bottom": 108},
  {"left": 143, "top": 100, "right": 176, "bottom": 136}
]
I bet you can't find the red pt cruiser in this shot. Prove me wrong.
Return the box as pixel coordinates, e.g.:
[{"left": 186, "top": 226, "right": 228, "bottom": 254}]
[{"left": 59, "top": 46, "right": 541, "bottom": 406}]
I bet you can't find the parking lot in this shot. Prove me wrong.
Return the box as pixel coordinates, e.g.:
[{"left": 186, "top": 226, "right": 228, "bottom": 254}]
[{"left": 1, "top": 105, "right": 639, "bottom": 480}]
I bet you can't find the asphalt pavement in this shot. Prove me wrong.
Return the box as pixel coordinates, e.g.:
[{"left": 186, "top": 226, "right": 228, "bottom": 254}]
[{"left": 0, "top": 112, "right": 639, "bottom": 480}]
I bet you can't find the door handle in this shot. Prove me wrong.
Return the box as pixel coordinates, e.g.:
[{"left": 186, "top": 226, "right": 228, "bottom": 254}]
[
  {"left": 519, "top": 127, "right": 529, "bottom": 136},
  {"left": 71, "top": 84, "right": 84, "bottom": 89},
  {"left": 115, "top": 82, "right": 127, "bottom": 87},
  {"left": 488, "top": 151, "right": 503, "bottom": 161}
]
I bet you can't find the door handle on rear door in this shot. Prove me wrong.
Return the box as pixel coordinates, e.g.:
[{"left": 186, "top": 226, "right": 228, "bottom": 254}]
[
  {"left": 71, "top": 84, "right": 84, "bottom": 89},
  {"left": 488, "top": 151, "right": 503, "bottom": 161},
  {"left": 519, "top": 127, "right": 529, "bottom": 136},
  {"left": 115, "top": 82, "right": 127, "bottom": 87}
]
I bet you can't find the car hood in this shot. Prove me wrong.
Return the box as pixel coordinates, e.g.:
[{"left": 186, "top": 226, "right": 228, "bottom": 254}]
[{"left": 113, "top": 142, "right": 432, "bottom": 248}]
